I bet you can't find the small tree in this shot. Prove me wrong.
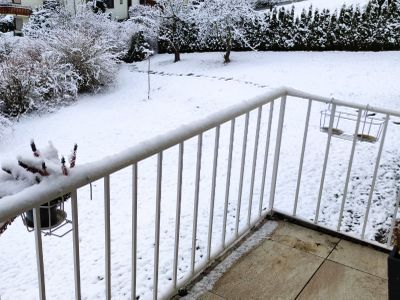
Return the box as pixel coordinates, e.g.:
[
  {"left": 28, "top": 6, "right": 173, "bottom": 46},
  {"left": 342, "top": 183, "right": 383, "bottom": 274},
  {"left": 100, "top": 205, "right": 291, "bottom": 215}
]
[{"left": 196, "top": 0, "right": 258, "bottom": 63}]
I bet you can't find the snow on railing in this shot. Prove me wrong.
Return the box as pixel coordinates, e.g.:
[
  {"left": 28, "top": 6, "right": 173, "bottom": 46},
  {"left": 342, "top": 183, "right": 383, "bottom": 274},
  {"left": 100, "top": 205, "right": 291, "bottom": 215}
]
[{"left": 1, "top": 86, "right": 400, "bottom": 300}]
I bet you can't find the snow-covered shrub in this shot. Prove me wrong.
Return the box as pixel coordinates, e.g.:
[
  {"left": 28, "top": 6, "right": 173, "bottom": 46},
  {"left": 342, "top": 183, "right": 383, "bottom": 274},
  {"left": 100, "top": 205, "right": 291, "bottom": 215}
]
[
  {"left": 0, "top": 39, "right": 79, "bottom": 117},
  {"left": 48, "top": 27, "right": 117, "bottom": 93},
  {"left": 23, "top": 0, "right": 64, "bottom": 38},
  {"left": 0, "top": 33, "right": 19, "bottom": 63}
]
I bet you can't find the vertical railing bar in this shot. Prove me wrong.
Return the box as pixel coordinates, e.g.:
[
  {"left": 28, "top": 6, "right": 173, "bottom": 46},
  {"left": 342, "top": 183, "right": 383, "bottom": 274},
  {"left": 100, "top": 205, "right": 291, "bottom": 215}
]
[
  {"left": 387, "top": 190, "right": 400, "bottom": 247},
  {"left": 269, "top": 95, "right": 287, "bottom": 211},
  {"left": 314, "top": 103, "right": 336, "bottom": 224},
  {"left": 293, "top": 99, "right": 312, "bottom": 216},
  {"left": 361, "top": 115, "right": 389, "bottom": 239},
  {"left": 337, "top": 110, "right": 362, "bottom": 231},
  {"left": 247, "top": 107, "right": 262, "bottom": 227},
  {"left": 207, "top": 126, "right": 220, "bottom": 261},
  {"left": 235, "top": 112, "right": 250, "bottom": 238},
  {"left": 173, "top": 143, "right": 184, "bottom": 290},
  {"left": 222, "top": 119, "right": 235, "bottom": 249},
  {"left": 71, "top": 189, "right": 81, "bottom": 300},
  {"left": 131, "top": 164, "right": 138, "bottom": 300},
  {"left": 34, "top": 207, "right": 46, "bottom": 300},
  {"left": 259, "top": 101, "right": 274, "bottom": 217},
  {"left": 191, "top": 134, "right": 203, "bottom": 275},
  {"left": 153, "top": 152, "right": 163, "bottom": 300},
  {"left": 104, "top": 175, "right": 111, "bottom": 300}
]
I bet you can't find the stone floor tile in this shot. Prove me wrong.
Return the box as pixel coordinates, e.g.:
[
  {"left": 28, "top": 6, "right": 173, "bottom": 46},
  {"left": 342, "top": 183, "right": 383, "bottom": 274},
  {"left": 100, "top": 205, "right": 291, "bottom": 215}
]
[
  {"left": 328, "top": 239, "right": 387, "bottom": 278},
  {"left": 198, "top": 291, "right": 226, "bottom": 300},
  {"left": 269, "top": 221, "right": 340, "bottom": 258},
  {"left": 211, "top": 240, "right": 323, "bottom": 300},
  {"left": 297, "top": 260, "right": 388, "bottom": 300}
]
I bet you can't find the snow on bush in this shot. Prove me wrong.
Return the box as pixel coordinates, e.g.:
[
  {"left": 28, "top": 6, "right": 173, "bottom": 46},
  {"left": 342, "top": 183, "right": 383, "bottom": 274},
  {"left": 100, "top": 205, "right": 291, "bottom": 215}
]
[{"left": 0, "top": 39, "right": 79, "bottom": 117}]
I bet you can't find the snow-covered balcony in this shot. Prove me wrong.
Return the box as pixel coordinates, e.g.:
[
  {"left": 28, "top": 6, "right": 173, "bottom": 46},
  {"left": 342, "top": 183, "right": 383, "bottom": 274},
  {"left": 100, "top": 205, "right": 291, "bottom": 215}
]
[
  {"left": 0, "top": 0, "right": 32, "bottom": 16},
  {"left": 0, "top": 86, "right": 399, "bottom": 299}
]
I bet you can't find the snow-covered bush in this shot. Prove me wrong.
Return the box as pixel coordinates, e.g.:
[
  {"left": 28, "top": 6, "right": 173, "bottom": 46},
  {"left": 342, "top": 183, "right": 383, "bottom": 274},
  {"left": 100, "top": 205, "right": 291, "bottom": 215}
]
[
  {"left": 196, "top": 0, "right": 258, "bottom": 63},
  {"left": 48, "top": 27, "right": 117, "bottom": 93},
  {"left": 0, "top": 33, "right": 19, "bottom": 62},
  {"left": 0, "top": 39, "right": 79, "bottom": 117}
]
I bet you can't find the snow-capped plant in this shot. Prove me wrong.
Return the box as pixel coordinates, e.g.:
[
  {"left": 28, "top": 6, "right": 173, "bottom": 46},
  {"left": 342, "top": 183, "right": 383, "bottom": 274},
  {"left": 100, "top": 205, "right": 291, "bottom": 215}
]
[
  {"left": 196, "top": 0, "right": 259, "bottom": 63},
  {"left": 0, "top": 140, "right": 77, "bottom": 235},
  {"left": 0, "top": 140, "right": 78, "bottom": 199},
  {"left": 0, "top": 39, "right": 79, "bottom": 117}
]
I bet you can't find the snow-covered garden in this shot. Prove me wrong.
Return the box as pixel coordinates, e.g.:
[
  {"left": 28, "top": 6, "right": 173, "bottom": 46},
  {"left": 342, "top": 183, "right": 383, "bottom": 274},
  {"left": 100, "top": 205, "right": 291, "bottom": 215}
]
[{"left": 1, "top": 0, "right": 400, "bottom": 299}]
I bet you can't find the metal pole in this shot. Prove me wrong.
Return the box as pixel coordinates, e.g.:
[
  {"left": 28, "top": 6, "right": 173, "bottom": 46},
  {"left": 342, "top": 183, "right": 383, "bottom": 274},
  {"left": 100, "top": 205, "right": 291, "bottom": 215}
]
[
  {"left": 337, "top": 110, "right": 362, "bottom": 231},
  {"left": 207, "top": 126, "right": 220, "bottom": 261},
  {"left": 71, "top": 189, "right": 81, "bottom": 300},
  {"left": 222, "top": 119, "right": 235, "bottom": 248},
  {"left": 153, "top": 152, "right": 163, "bottom": 300},
  {"left": 172, "top": 143, "right": 184, "bottom": 289},
  {"left": 191, "top": 134, "right": 202, "bottom": 275},
  {"left": 259, "top": 102, "right": 274, "bottom": 217},
  {"left": 315, "top": 103, "right": 336, "bottom": 224},
  {"left": 104, "top": 175, "right": 111, "bottom": 300},
  {"left": 34, "top": 207, "right": 46, "bottom": 300},
  {"left": 293, "top": 99, "right": 312, "bottom": 216},
  {"left": 131, "top": 164, "right": 138, "bottom": 300},
  {"left": 235, "top": 112, "right": 250, "bottom": 237},
  {"left": 269, "top": 96, "right": 287, "bottom": 211},
  {"left": 361, "top": 115, "right": 389, "bottom": 239},
  {"left": 247, "top": 107, "right": 262, "bottom": 227}
]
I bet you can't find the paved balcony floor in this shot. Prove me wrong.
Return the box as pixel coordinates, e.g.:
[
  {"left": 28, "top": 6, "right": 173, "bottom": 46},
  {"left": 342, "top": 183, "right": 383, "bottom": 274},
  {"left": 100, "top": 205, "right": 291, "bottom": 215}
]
[{"left": 198, "top": 220, "right": 388, "bottom": 300}]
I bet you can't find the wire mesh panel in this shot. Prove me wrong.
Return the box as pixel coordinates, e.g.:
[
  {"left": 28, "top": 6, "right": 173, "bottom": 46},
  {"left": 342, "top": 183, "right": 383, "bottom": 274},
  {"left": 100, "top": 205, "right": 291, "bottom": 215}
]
[{"left": 320, "top": 105, "right": 385, "bottom": 143}]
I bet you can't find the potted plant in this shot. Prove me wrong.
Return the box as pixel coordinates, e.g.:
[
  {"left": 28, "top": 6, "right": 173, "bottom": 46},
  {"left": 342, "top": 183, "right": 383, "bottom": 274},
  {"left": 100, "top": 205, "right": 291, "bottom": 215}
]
[
  {"left": 0, "top": 140, "right": 77, "bottom": 232},
  {"left": 388, "top": 219, "right": 400, "bottom": 300}
]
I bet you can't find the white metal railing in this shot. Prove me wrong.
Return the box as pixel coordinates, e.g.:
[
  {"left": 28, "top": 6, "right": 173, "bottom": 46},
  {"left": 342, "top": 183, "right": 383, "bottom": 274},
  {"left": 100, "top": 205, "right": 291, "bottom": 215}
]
[{"left": 1, "top": 86, "right": 400, "bottom": 299}]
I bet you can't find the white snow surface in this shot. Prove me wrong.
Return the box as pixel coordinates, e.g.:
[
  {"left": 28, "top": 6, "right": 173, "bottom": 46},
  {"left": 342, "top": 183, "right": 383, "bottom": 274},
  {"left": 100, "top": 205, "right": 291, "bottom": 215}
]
[{"left": 0, "top": 51, "right": 400, "bottom": 299}]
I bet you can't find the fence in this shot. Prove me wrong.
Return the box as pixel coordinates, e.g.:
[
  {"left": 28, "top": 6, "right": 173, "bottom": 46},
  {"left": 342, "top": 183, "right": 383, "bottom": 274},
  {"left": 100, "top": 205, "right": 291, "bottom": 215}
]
[{"left": 0, "top": 87, "right": 399, "bottom": 299}]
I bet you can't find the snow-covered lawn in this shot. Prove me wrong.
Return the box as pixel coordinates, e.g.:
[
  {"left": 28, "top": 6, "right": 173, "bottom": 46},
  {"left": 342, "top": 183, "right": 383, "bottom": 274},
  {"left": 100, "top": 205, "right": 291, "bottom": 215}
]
[{"left": 1, "top": 51, "right": 400, "bottom": 299}]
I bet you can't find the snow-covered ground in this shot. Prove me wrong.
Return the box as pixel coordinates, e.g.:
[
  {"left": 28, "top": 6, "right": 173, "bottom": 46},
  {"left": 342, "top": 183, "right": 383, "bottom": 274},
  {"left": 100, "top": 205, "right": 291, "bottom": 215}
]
[{"left": 1, "top": 51, "right": 400, "bottom": 299}]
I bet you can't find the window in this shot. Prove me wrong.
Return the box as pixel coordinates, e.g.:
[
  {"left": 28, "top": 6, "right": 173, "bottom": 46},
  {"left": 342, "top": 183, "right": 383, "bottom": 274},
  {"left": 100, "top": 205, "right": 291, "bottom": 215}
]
[
  {"left": 12, "top": 0, "right": 21, "bottom": 4},
  {"left": 105, "top": 0, "right": 114, "bottom": 9}
]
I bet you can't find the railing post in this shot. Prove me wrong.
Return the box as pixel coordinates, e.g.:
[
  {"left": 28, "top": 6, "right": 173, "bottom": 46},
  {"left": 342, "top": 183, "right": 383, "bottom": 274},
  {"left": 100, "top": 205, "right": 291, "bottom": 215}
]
[
  {"left": 71, "top": 189, "right": 81, "bottom": 300},
  {"left": 191, "top": 134, "right": 203, "bottom": 275},
  {"left": 361, "top": 115, "right": 390, "bottom": 239},
  {"left": 235, "top": 112, "right": 250, "bottom": 237},
  {"left": 259, "top": 101, "right": 274, "bottom": 217},
  {"left": 104, "top": 175, "right": 111, "bottom": 300},
  {"left": 34, "top": 206, "right": 46, "bottom": 300},
  {"left": 173, "top": 143, "right": 184, "bottom": 289},
  {"left": 247, "top": 107, "right": 262, "bottom": 227},
  {"left": 222, "top": 119, "right": 235, "bottom": 248},
  {"left": 387, "top": 190, "right": 400, "bottom": 247},
  {"left": 293, "top": 99, "right": 312, "bottom": 216},
  {"left": 153, "top": 152, "right": 163, "bottom": 300},
  {"left": 207, "top": 126, "right": 220, "bottom": 261},
  {"left": 315, "top": 103, "right": 336, "bottom": 224},
  {"left": 269, "top": 95, "right": 287, "bottom": 211},
  {"left": 131, "top": 164, "right": 138, "bottom": 300}
]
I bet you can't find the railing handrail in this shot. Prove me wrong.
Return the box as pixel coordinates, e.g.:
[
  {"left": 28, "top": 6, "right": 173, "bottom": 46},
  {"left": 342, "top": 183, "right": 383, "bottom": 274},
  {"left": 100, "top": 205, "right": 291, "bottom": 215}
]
[
  {"left": 0, "top": 87, "right": 285, "bottom": 223},
  {"left": 1, "top": 86, "right": 399, "bottom": 223}
]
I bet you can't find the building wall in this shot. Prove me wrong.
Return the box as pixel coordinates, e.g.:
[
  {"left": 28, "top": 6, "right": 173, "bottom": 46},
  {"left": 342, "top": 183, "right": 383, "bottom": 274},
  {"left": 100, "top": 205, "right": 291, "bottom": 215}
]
[{"left": 107, "top": 0, "right": 139, "bottom": 20}]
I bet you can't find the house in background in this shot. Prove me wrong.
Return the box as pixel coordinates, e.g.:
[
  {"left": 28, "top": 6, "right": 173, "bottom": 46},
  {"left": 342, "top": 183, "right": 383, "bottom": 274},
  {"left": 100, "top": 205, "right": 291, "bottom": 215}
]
[{"left": 0, "top": 0, "right": 142, "bottom": 34}]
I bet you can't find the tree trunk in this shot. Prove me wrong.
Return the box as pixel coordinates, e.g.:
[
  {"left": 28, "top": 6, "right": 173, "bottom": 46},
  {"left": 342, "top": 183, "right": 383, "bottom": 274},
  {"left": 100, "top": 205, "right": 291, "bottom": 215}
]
[
  {"left": 224, "top": 31, "right": 232, "bottom": 64},
  {"left": 173, "top": 50, "right": 180, "bottom": 62}
]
